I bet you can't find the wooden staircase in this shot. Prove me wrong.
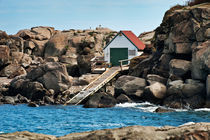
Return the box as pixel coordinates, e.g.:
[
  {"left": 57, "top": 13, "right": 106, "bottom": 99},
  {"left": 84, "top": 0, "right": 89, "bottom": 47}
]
[{"left": 66, "top": 67, "right": 121, "bottom": 105}]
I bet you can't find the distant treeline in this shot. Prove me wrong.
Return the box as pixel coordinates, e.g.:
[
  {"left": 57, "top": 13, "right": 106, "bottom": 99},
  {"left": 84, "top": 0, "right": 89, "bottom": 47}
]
[{"left": 187, "top": 0, "right": 210, "bottom": 6}]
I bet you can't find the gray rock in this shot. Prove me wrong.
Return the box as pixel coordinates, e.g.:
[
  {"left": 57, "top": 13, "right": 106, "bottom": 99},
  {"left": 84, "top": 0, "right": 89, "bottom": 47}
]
[
  {"left": 27, "top": 62, "right": 72, "bottom": 93},
  {"left": 0, "top": 63, "right": 26, "bottom": 78},
  {"left": 144, "top": 82, "right": 167, "bottom": 99},
  {"left": 182, "top": 82, "right": 205, "bottom": 98},
  {"left": 191, "top": 41, "right": 210, "bottom": 80},
  {"left": 10, "top": 79, "right": 47, "bottom": 101},
  {"left": 116, "top": 94, "right": 133, "bottom": 103},
  {"left": 168, "top": 80, "right": 184, "bottom": 87},
  {"left": 4, "top": 96, "right": 15, "bottom": 104},
  {"left": 115, "top": 75, "right": 147, "bottom": 99},
  {"left": 28, "top": 102, "right": 39, "bottom": 107},
  {"left": 147, "top": 74, "right": 167, "bottom": 85},
  {"left": 184, "top": 95, "right": 205, "bottom": 109},
  {"left": 84, "top": 92, "right": 117, "bottom": 108},
  {"left": 175, "top": 43, "right": 192, "bottom": 54},
  {"left": 169, "top": 59, "right": 191, "bottom": 77}
]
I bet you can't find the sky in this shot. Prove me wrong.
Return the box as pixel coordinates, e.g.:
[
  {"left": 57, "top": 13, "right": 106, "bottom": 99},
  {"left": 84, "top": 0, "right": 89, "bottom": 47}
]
[{"left": 0, "top": 0, "right": 188, "bottom": 36}]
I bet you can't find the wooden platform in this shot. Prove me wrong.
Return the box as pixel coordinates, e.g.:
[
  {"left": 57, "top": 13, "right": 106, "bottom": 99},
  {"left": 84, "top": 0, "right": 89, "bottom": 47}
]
[{"left": 66, "top": 67, "right": 122, "bottom": 105}]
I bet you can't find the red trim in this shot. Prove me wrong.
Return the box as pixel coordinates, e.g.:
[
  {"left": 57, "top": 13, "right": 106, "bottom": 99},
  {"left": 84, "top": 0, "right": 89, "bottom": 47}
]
[{"left": 121, "top": 31, "right": 145, "bottom": 50}]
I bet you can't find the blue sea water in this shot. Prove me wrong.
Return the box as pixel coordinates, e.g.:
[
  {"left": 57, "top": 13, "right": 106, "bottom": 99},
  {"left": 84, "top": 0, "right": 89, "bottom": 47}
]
[{"left": 0, "top": 102, "right": 210, "bottom": 136}]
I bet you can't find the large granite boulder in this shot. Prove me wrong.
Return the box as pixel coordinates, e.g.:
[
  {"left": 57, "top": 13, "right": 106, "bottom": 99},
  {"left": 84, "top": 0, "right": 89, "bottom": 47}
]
[
  {"left": 165, "top": 79, "right": 206, "bottom": 109},
  {"left": 144, "top": 82, "right": 167, "bottom": 99},
  {"left": 0, "top": 63, "right": 26, "bottom": 78},
  {"left": 9, "top": 79, "right": 47, "bottom": 101},
  {"left": 191, "top": 41, "right": 210, "bottom": 80},
  {"left": 115, "top": 75, "right": 147, "bottom": 100},
  {"left": 169, "top": 59, "right": 191, "bottom": 77},
  {"left": 26, "top": 62, "right": 72, "bottom": 93},
  {"left": 84, "top": 92, "right": 117, "bottom": 108},
  {"left": 182, "top": 79, "right": 205, "bottom": 98},
  {"left": 44, "top": 29, "right": 116, "bottom": 75}
]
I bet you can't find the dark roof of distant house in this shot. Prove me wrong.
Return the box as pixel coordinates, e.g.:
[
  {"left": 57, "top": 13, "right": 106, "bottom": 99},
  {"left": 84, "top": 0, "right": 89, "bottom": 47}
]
[
  {"left": 103, "top": 30, "right": 145, "bottom": 51},
  {"left": 121, "top": 30, "right": 145, "bottom": 50}
]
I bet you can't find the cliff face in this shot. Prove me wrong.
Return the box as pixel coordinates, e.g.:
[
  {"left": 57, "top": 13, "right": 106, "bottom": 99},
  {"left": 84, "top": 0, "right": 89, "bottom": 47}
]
[
  {"left": 128, "top": 3, "right": 210, "bottom": 109},
  {"left": 0, "top": 27, "right": 116, "bottom": 78},
  {"left": 0, "top": 27, "right": 116, "bottom": 106}
]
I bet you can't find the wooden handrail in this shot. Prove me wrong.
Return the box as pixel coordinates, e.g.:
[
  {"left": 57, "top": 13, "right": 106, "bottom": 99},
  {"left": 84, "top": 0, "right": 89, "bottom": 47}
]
[{"left": 119, "top": 59, "right": 131, "bottom": 71}]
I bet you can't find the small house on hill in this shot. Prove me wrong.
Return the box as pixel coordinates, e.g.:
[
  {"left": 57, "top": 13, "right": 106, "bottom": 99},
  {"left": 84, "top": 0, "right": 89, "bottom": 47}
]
[{"left": 103, "top": 30, "right": 145, "bottom": 66}]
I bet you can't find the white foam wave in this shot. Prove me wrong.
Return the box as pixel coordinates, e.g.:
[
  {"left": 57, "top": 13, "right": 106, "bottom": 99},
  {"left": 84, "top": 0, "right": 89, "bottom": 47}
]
[
  {"left": 0, "top": 131, "right": 4, "bottom": 134},
  {"left": 116, "top": 102, "right": 141, "bottom": 108},
  {"left": 179, "top": 122, "right": 195, "bottom": 126},
  {"left": 136, "top": 106, "right": 159, "bottom": 112},
  {"left": 194, "top": 108, "right": 210, "bottom": 112},
  {"left": 116, "top": 102, "right": 210, "bottom": 113},
  {"left": 116, "top": 102, "right": 158, "bottom": 112},
  {"left": 116, "top": 102, "right": 193, "bottom": 113}
]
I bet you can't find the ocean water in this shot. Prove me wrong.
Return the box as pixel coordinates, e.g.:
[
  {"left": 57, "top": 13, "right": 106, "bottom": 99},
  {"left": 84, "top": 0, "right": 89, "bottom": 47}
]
[{"left": 0, "top": 102, "right": 210, "bottom": 136}]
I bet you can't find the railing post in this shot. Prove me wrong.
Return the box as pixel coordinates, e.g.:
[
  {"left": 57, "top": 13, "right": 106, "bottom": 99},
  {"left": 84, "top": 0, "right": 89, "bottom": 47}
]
[{"left": 120, "top": 61, "right": 123, "bottom": 71}]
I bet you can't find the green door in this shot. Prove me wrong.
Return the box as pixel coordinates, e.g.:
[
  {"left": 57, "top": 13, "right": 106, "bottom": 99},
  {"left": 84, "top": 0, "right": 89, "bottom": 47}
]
[{"left": 110, "top": 48, "right": 128, "bottom": 66}]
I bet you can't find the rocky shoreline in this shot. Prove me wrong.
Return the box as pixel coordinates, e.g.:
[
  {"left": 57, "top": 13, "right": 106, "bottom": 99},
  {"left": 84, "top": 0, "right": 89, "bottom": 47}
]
[
  {"left": 0, "top": 3, "right": 209, "bottom": 111},
  {"left": 0, "top": 122, "right": 209, "bottom": 140}
]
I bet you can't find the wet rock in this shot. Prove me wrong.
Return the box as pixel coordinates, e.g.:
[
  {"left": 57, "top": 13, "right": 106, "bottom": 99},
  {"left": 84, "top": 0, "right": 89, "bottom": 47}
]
[
  {"left": 163, "top": 94, "right": 185, "bottom": 109},
  {"left": 116, "top": 94, "right": 133, "bottom": 103},
  {"left": 144, "top": 82, "right": 167, "bottom": 99},
  {"left": 184, "top": 95, "right": 205, "bottom": 109},
  {"left": 44, "top": 96, "right": 54, "bottom": 104},
  {"left": 182, "top": 81, "right": 205, "bottom": 98},
  {"left": 115, "top": 75, "right": 147, "bottom": 100},
  {"left": 155, "top": 107, "right": 173, "bottom": 113},
  {"left": 28, "top": 102, "right": 39, "bottom": 107},
  {"left": 84, "top": 92, "right": 117, "bottom": 108},
  {"left": 15, "top": 94, "right": 29, "bottom": 103},
  {"left": 169, "top": 59, "right": 191, "bottom": 77},
  {"left": 3, "top": 96, "right": 15, "bottom": 104}
]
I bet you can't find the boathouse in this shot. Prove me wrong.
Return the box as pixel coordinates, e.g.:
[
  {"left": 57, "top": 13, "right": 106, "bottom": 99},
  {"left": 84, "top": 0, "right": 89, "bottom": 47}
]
[{"left": 103, "top": 30, "right": 145, "bottom": 66}]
